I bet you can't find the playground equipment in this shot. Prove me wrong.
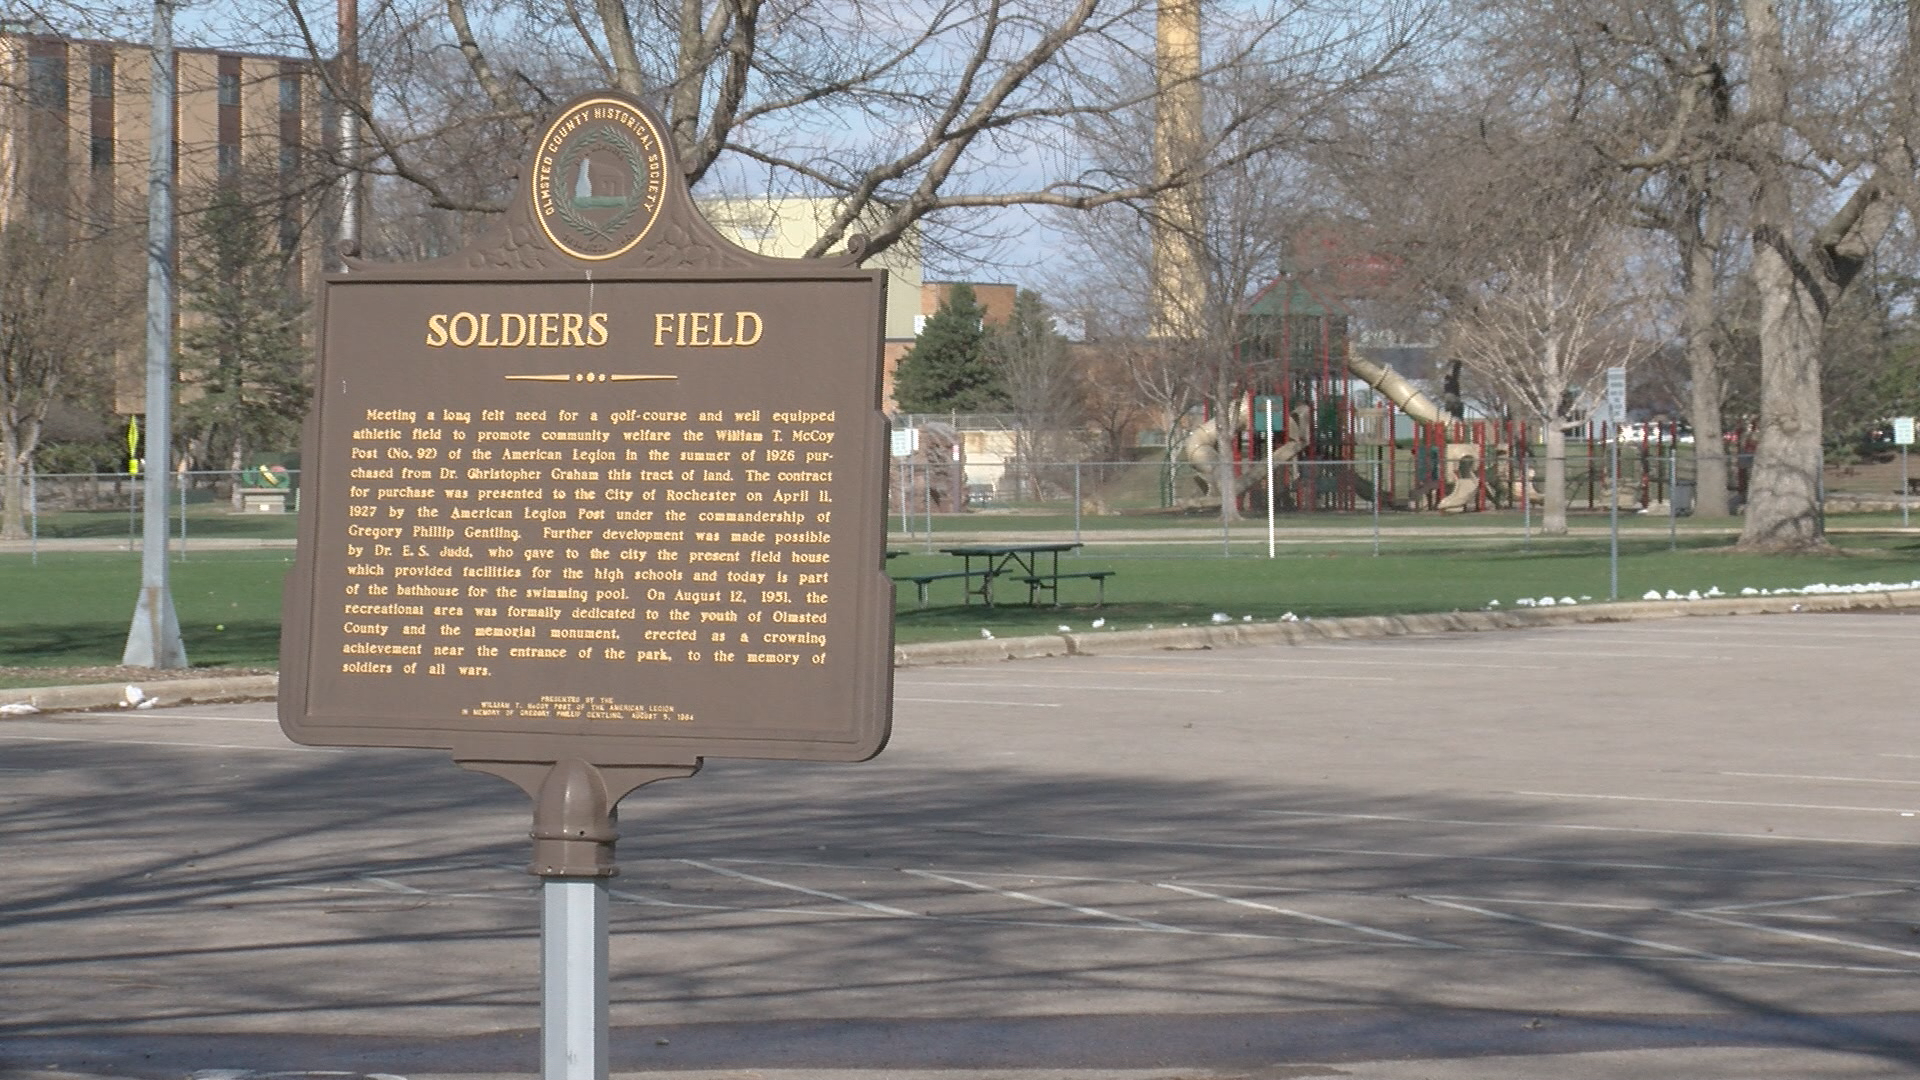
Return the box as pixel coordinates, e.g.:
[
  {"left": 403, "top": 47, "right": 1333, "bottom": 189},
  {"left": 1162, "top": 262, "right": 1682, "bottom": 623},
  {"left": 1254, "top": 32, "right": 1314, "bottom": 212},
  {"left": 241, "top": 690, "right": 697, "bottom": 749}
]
[{"left": 1165, "top": 273, "right": 1547, "bottom": 514}]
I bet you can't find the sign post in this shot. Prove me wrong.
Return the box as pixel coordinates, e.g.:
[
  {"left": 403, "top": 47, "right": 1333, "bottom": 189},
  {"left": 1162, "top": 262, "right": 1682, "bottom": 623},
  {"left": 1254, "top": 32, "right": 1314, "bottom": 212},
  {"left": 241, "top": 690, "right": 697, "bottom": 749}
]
[
  {"left": 1896, "top": 417, "right": 1915, "bottom": 528},
  {"left": 1255, "top": 395, "right": 1280, "bottom": 558},
  {"left": 1605, "top": 367, "right": 1626, "bottom": 601},
  {"left": 280, "top": 91, "right": 893, "bottom": 1078}
]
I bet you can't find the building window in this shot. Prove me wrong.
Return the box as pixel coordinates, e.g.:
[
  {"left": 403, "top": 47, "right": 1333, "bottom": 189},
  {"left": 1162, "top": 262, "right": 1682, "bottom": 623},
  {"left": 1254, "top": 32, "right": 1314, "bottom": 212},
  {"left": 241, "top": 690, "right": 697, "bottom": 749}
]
[
  {"left": 218, "top": 72, "right": 241, "bottom": 107},
  {"left": 279, "top": 213, "right": 300, "bottom": 253},
  {"left": 90, "top": 135, "right": 113, "bottom": 172},
  {"left": 218, "top": 143, "right": 240, "bottom": 178},
  {"left": 279, "top": 74, "right": 300, "bottom": 113},
  {"left": 279, "top": 145, "right": 299, "bottom": 174},
  {"left": 28, "top": 55, "right": 67, "bottom": 108},
  {"left": 90, "top": 61, "right": 113, "bottom": 99}
]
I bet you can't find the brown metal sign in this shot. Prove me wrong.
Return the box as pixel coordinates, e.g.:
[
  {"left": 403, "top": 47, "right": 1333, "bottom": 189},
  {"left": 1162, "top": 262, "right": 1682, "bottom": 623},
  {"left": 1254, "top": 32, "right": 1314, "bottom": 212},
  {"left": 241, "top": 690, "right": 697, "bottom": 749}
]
[{"left": 279, "top": 91, "right": 892, "bottom": 770}]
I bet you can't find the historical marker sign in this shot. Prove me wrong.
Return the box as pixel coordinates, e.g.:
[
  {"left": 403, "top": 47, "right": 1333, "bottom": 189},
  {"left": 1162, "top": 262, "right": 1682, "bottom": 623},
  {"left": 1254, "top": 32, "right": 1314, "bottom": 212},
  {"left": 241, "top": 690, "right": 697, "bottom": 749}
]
[{"left": 280, "top": 92, "right": 892, "bottom": 769}]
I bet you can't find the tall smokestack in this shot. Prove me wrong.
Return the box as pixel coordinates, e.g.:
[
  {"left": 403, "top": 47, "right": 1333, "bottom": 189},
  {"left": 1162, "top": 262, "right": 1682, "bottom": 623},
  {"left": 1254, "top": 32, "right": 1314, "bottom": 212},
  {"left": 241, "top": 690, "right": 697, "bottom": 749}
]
[{"left": 1151, "top": 0, "right": 1205, "bottom": 338}]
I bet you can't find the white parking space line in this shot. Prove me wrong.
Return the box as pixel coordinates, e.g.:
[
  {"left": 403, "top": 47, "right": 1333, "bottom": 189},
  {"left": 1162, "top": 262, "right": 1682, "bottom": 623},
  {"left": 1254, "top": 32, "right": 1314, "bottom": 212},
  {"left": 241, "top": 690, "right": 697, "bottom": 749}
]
[
  {"left": 895, "top": 696, "right": 1061, "bottom": 708},
  {"left": 1574, "top": 625, "right": 1920, "bottom": 642},
  {"left": 1384, "top": 646, "right": 1735, "bottom": 661},
  {"left": 1698, "top": 888, "right": 1912, "bottom": 914},
  {"left": 900, "top": 679, "right": 1224, "bottom": 695},
  {"left": 1154, "top": 883, "right": 1455, "bottom": 948},
  {"left": 903, "top": 869, "right": 1194, "bottom": 934},
  {"left": 1104, "top": 654, "right": 1560, "bottom": 673},
  {"left": 1674, "top": 909, "right": 1920, "bottom": 961},
  {"left": 1415, "top": 896, "right": 1745, "bottom": 962},
  {"left": 359, "top": 875, "right": 429, "bottom": 894},
  {"left": 1067, "top": 666, "right": 1394, "bottom": 684},
  {"left": 678, "top": 859, "right": 922, "bottom": 918},
  {"left": 1722, "top": 771, "right": 1920, "bottom": 787},
  {"left": 127, "top": 713, "right": 280, "bottom": 723},
  {"left": 1255, "top": 808, "right": 1920, "bottom": 849},
  {"left": 956, "top": 826, "right": 1920, "bottom": 886},
  {"left": 1513, "top": 790, "right": 1920, "bottom": 815},
  {"left": 1546, "top": 633, "right": 1847, "bottom": 651},
  {"left": 0, "top": 733, "right": 337, "bottom": 753}
]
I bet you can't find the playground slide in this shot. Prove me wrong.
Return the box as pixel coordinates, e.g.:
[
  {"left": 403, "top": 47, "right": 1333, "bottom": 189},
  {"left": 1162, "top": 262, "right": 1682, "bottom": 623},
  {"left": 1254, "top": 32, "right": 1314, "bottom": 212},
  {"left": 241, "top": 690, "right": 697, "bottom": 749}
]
[
  {"left": 1347, "top": 354, "right": 1447, "bottom": 426},
  {"left": 1350, "top": 353, "right": 1545, "bottom": 511}
]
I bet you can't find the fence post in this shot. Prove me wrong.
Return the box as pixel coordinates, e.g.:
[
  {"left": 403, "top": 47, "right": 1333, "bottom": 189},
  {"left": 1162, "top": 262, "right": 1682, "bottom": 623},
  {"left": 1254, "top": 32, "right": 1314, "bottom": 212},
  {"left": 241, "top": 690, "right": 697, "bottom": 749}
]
[
  {"left": 177, "top": 469, "right": 188, "bottom": 559},
  {"left": 1073, "top": 462, "right": 1082, "bottom": 546},
  {"left": 28, "top": 465, "right": 38, "bottom": 564},
  {"left": 1668, "top": 449, "right": 1678, "bottom": 551},
  {"left": 1371, "top": 457, "right": 1380, "bottom": 557}
]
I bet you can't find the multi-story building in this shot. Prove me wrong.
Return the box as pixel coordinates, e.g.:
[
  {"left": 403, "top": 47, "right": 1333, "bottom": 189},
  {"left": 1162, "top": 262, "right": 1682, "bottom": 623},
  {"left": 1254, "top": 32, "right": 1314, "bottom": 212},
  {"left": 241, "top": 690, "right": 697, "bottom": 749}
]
[{"left": 0, "top": 27, "right": 323, "bottom": 416}]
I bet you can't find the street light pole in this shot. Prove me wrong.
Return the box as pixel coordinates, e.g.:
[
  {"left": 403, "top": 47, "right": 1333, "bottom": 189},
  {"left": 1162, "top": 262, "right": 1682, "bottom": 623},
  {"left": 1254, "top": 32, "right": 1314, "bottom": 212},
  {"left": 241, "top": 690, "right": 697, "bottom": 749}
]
[{"left": 122, "top": 0, "right": 187, "bottom": 669}]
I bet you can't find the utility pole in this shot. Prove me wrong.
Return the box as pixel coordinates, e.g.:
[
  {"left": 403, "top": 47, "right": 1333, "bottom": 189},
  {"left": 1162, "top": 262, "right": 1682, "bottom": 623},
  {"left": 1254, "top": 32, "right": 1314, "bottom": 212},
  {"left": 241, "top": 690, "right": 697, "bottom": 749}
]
[
  {"left": 123, "top": 0, "right": 188, "bottom": 668},
  {"left": 337, "top": 0, "right": 362, "bottom": 260}
]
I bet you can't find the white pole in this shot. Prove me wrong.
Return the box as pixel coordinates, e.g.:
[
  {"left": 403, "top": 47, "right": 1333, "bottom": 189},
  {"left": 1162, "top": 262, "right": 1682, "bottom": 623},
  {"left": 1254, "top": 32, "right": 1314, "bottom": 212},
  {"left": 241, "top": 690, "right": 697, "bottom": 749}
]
[
  {"left": 1371, "top": 457, "right": 1380, "bottom": 557},
  {"left": 1608, "top": 426, "right": 1620, "bottom": 601},
  {"left": 1265, "top": 400, "right": 1275, "bottom": 559},
  {"left": 1904, "top": 447, "right": 1910, "bottom": 529},
  {"left": 543, "top": 879, "right": 610, "bottom": 1079},
  {"left": 122, "top": 0, "right": 188, "bottom": 668}
]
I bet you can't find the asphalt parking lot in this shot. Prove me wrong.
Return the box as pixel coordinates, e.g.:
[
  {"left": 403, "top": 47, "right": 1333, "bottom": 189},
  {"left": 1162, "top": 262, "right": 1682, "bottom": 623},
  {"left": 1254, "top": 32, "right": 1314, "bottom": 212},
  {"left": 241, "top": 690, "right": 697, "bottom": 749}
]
[{"left": 5, "top": 612, "right": 1920, "bottom": 1078}]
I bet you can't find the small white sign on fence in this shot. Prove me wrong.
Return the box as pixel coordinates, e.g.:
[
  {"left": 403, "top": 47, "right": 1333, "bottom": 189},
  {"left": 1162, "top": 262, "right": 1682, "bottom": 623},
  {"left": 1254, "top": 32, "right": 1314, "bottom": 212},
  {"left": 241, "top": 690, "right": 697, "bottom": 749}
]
[
  {"left": 890, "top": 428, "right": 919, "bottom": 458},
  {"left": 1894, "top": 417, "right": 1914, "bottom": 446},
  {"left": 1605, "top": 367, "right": 1627, "bottom": 423}
]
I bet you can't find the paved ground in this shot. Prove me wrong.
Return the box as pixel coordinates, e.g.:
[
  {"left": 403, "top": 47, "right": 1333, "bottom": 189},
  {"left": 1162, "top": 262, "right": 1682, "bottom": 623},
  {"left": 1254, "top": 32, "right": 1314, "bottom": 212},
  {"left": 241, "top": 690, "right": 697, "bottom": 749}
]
[{"left": 5, "top": 612, "right": 1920, "bottom": 1078}]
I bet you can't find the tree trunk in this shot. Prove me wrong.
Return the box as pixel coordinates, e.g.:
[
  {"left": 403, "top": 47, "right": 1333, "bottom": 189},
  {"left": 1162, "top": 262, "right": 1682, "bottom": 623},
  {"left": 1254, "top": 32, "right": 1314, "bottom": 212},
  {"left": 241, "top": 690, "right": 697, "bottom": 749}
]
[
  {"left": 229, "top": 439, "right": 247, "bottom": 513},
  {"left": 0, "top": 457, "right": 26, "bottom": 541},
  {"left": 1681, "top": 177, "right": 1731, "bottom": 519},
  {"left": 1541, "top": 420, "right": 1568, "bottom": 535},
  {"left": 1739, "top": 247, "right": 1827, "bottom": 547},
  {"left": 1737, "top": 0, "right": 1829, "bottom": 550},
  {"left": 1215, "top": 422, "right": 1239, "bottom": 524}
]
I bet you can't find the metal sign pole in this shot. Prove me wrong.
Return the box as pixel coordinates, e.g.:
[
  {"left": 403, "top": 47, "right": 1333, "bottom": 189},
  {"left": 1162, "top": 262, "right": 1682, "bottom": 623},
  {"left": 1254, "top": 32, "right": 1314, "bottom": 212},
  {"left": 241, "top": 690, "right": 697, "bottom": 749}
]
[
  {"left": 543, "top": 878, "right": 610, "bottom": 1078},
  {"left": 1608, "top": 433, "right": 1620, "bottom": 600},
  {"left": 1668, "top": 446, "right": 1678, "bottom": 551},
  {"left": 1265, "top": 400, "right": 1275, "bottom": 560},
  {"left": 1604, "top": 367, "right": 1625, "bottom": 601},
  {"left": 1897, "top": 418, "right": 1915, "bottom": 528}
]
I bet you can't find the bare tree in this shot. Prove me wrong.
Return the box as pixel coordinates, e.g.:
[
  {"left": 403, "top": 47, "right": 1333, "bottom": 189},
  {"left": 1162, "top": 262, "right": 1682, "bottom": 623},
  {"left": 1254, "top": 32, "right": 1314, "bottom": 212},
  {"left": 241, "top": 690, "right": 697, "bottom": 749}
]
[
  {"left": 1730, "top": 0, "right": 1910, "bottom": 549},
  {"left": 1446, "top": 234, "right": 1654, "bottom": 533},
  {"left": 0, "top": 225, "right": 127, "bottom": 538},
  {"left": 251, "top": 0, "right": 1426, "bottom": 263}
]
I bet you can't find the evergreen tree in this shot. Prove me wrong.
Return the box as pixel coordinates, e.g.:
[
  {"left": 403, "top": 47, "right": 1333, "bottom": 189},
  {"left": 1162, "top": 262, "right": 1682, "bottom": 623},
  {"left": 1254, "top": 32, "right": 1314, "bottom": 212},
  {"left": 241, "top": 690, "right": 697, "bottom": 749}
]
[
  {"left": 178, "top": 184, "right": 311, "bottom": 484},
  {"left": 891, "top": 284, "right": 1008, "bottom": 413}
]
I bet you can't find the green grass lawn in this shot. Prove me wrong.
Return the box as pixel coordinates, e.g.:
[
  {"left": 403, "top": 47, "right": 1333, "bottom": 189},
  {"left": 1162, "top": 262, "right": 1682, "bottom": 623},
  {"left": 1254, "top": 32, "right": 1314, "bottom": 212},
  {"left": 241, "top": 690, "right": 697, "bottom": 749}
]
[
  {"left": 0, "top": 550, "right": 293, "bottom": 684},
  {"left": 4, "top": 528, "right": 1917, "bottom": 680}
]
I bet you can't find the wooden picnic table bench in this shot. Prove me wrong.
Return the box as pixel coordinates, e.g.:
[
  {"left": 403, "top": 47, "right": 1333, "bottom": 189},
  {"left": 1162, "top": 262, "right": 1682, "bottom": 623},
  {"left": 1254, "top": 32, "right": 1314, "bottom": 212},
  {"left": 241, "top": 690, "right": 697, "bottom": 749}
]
[{"left": 892, "top": 568, "right": 1000, "bottom": 609}]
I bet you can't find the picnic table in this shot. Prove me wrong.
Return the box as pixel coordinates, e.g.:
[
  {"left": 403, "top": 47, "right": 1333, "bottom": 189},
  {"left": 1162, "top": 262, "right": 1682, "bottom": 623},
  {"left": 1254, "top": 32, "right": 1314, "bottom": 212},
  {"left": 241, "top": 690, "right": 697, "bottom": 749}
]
[{"left": 935, "top": 541, "right": 1111, "bottom": 607}]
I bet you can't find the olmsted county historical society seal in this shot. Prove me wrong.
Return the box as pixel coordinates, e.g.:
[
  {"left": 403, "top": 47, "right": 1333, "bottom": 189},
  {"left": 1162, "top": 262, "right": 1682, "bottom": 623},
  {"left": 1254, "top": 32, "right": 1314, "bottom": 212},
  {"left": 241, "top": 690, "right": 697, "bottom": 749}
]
[{"left": 532, "top": 97, "right": 668, "bottom": 261}]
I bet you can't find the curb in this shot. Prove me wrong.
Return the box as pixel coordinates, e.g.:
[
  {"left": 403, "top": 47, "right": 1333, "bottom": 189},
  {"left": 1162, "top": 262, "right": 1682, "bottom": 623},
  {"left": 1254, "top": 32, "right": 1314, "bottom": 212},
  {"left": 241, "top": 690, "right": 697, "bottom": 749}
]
[
  {"left": 890, "top": 588, "right": 1920, "bottom": 666},
  {"left": 5, "top": 591, "right": 1913, "bottom": 710},
  {"left": 0, "top": 674, "right": 279, "bottom": 712}
]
